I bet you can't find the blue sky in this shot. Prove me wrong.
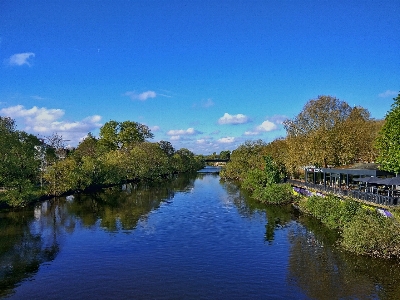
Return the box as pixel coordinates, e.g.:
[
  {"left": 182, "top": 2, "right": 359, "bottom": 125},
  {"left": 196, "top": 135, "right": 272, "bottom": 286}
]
[{"left": 1, "top": 0, "right": 399, "bottom": 154}]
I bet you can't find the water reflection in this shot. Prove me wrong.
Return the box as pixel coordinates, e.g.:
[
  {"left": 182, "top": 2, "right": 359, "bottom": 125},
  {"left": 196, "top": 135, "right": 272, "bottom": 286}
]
[
  {"left": 2, "top": 172, "right": 400, "bottom": 299},
  {"left": 67, "top": 172, "right": 197, "bottom": 231},
  {"left": 221, "top": 180, "right": 295, "bottom": 243},
  {"left": 0, "top": 172, "right": 197, "bottom": 297},
  {"left": 289, "top": 215, "right": 400, "bottom": 300},
  {"left": 222, "top": 179, "right": 400, "bottom": 299},
  {"left": 0, "top": 199, "right": 69, "bottom": 297}
]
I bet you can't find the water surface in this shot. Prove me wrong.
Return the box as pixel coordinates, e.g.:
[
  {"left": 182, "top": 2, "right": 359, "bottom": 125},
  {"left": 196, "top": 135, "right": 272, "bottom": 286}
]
[{"left": 1, "top": 171, "right": 400, "bottom": 299}]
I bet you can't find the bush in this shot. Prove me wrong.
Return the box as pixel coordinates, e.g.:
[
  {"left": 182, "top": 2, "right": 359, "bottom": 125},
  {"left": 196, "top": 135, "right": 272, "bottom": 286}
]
[
  {"left": 302, "top": 194, "right": 361, "bottom": 229},
  {"left": 252, "top": 183, "right": 294, "bottom": 205},
  {"left": 241, "top": 168, "right": 270, "bottom": 191},
  {"left": 341, "top": 209, "right": 400, "bottom": 258},
  {"left": 0, "top": 186, "right": 40, "bottom": 207}
]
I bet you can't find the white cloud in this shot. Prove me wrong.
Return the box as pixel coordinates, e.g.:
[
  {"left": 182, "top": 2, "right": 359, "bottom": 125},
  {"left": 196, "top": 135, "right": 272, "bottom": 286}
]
[
  {"left": 7, "top": 52, "right": 35, "bottom": 66},
  {"left": 125, "top": 90, "right": 157, "bottom": 101},
  {"left": 167, "top": 127, "right": 201, "bottom": 136},
  {"left": 218, "top": 137, "right": 235, "bottom": 143},
  {"left": 218, "top": 113, "right": 249, "bottom": 125},
  {"left": 378, "top": 90, "right": 398, "bottom": 98},
  {"left": 151, "top": 125, "right": 160, "bottom": 132},
  {"left": 256, "top": 120, "right": 278, "bottom": 132},
  {"left": 0, "top": 105, "right": 102, "bottom": 145},
  {"left": 170, "top": 135, "right": 180, "bottom": 141},
  {"left": 244, "top": 120, "right": 279, "bottom": 136},
  {"left": 210, "top": 130, "right": 220, "bottom": 135}
]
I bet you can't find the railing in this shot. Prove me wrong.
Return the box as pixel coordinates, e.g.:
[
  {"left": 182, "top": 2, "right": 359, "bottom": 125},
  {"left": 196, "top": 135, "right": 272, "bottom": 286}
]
[{"left": 287, "top": 179, "right": 399, "bottom": 206}]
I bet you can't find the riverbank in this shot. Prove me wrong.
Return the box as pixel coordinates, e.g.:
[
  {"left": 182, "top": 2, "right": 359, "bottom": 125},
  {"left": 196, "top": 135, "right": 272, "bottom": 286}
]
[{"left": 292, "top": 185, "right": 400, "bottom": 259}]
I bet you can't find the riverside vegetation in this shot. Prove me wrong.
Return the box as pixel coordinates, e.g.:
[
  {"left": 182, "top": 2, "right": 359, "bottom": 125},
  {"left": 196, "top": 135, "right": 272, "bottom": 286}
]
[
  {"left": 220, "top": 92, "right": 400, "bottom": 259},
  {"left": 0, "top": 119, "right": 204, "bottom": 208}
]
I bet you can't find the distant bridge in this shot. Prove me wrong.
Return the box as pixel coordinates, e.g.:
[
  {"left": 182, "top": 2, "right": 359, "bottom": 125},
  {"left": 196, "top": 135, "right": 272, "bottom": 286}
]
[{"left": 204, "top": 159, "right": 230, "bottom": 163}]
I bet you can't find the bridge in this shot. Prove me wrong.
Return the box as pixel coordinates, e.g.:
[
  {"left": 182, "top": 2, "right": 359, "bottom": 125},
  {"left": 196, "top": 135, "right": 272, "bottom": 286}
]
[{"left": 203, "top": 159, "right": 230, "bottom": 163}]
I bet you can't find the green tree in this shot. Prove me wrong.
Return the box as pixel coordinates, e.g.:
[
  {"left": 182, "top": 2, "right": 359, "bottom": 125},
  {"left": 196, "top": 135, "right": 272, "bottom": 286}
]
[
  {"left": 220, "top": 140, "right": 267, "bottom": 181},
  {"left": 376, "top": 92, "right": 400, "bottom": 174},
  {"left": 0, "top": 117, "right": 44, "bottom": 206},
  {"left": 73, "top": 132, "right": 98, "bottom": 161},
  {"left": 219, "top": 150, "right": 231, "bottom": 160},
  {"left": 99, "top": 120, "right": 154, "bottom": 151},
  {"left": 157, "top": 140, "right": 175, "bottom": 157}
]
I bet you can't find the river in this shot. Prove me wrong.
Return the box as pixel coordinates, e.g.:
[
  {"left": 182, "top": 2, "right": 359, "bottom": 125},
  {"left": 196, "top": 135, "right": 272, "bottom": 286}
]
[{"left": 1, "top": 168, "right": 400, "bottom": 299}]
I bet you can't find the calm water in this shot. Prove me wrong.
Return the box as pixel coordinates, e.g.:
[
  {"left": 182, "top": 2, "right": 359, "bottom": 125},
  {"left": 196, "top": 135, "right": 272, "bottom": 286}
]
[{"left": 1, "top": 169, "right": 400, "bottom": 299}]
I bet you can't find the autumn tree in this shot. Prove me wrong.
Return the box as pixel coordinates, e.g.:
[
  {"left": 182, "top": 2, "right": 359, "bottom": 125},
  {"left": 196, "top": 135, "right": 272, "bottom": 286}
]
[
  {"left": 376, "top": 92, "right": 400, "bottom": 174},
  {"left": 283, "top": 95, "right": 354, "bottom": 168},
  {"left": 283, "top": 96, "right": 383, "bottom": 173}
]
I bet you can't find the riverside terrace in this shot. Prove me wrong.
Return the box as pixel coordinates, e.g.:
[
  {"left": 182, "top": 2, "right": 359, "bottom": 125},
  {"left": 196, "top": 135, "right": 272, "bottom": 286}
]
[{"left": 287, "top": 167, "right": 400, "bottom": 207}]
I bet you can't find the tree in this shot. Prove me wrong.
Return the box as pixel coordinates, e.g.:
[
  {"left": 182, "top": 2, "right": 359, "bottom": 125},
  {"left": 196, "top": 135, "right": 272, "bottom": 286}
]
[
  {"left": 99, "top": 120, "right": 154, "bottom": 151},
  {"left": 73, "top": 132, "right": 98, "bottom": 161},
  {"left": 220, "top": 140, "right": 267, "bottom": 181},
  {"left": 157, "top": 140, "right": 175, "bottom": 157},
  {"left": 283, "top": 95, "right": 353, "bottom": 168},
  {"left": 0, "top": 117, "right": 42, "bottom": 204},
  {"left": 283, "top": 95, "right": 380, "bottom": 169},
  {"left": 219, "top": 150, "right": 231, "bottom": 160},
  {"left": 376, "top": 92, "right": 400, "bottom": 174}
]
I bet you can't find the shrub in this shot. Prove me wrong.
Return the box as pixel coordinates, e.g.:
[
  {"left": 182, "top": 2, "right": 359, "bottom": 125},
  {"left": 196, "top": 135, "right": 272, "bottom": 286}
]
[
  {"left": 241, "top": 168, "right": 270, "bottom": 191},
  {"left": 0, "top": 185, "right": 40, "bottom": 207},
  {"left": 252, "top": 183, "right": 294, "bottom": 205},
  {"left": 341, "top": 209, "right": 400, "bottom": 258},
  {"left": 303, "top": 194, "right": 361, "bottom": 229}
]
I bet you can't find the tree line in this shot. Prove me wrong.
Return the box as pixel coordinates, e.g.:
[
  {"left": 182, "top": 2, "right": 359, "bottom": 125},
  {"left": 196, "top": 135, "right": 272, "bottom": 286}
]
[
  {"left": 0, "top": 119, "right": 204, "bottom": 207},
  {"left": 222, "top": 93, "right": 400, "bottom": 182},
  {"left": 220, "top": 93, "right": 400, "bottom": 258}
]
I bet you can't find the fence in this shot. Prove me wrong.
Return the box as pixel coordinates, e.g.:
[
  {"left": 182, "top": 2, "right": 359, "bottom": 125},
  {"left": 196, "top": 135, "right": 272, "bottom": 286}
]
[{"left": 287, "top": 179, "right": 398, "bottom": 206}]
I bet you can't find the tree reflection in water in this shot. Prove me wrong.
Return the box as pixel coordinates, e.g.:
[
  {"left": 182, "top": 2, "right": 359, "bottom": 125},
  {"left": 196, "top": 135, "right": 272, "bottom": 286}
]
[
  {"left": 67, "top": 172, "right": 197, "bottom": 232},
  {"left": 0, "top": 172, "right": 197, "bottom": 297},
  {"left": 221, "top": 179, "right": 400, "bottom": 299},
  {"left": 220, "top": 180, "right": 295, "bottom": 243},
  {"left": 288, "top": 215, "right": 400, "bottom": 300},
  {"left": 0, "top": 199, "right": 70, "bottom": 297}
]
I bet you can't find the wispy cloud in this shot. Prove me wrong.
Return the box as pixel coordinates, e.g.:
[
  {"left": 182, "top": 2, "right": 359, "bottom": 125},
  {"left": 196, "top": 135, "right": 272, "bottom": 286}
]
[
  {"left": 269, "top": 115, "right": 287, "bottom": 124},
  {"left": 0, "top": 105, "right": 102, "bottom": 145},
  {"left": 218, "top": 113, "right": 249, "bottom": 125},
  {"left": 244, "top": 131, "right": 260, "bottom": 136},
  {"left": 218, "top": 137, "right": 235, "bottom": 143},
  {"left": 7, "top": 52, "right": 35, "bottom": 66},
  {"left": 193, "top": 98, "right": 215, "bottom": 108},
  {"left": 125, "top": 90, "right": 157, "bottom": 101},
  {"left": 167, "top": 127, "right": 202, "bottom": 136},
  {"left": 378, "top": 90, "right": 398, "bottom": 98},
  {"left": 31, "top": 95, "right": 47, "bottom": 101}
]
